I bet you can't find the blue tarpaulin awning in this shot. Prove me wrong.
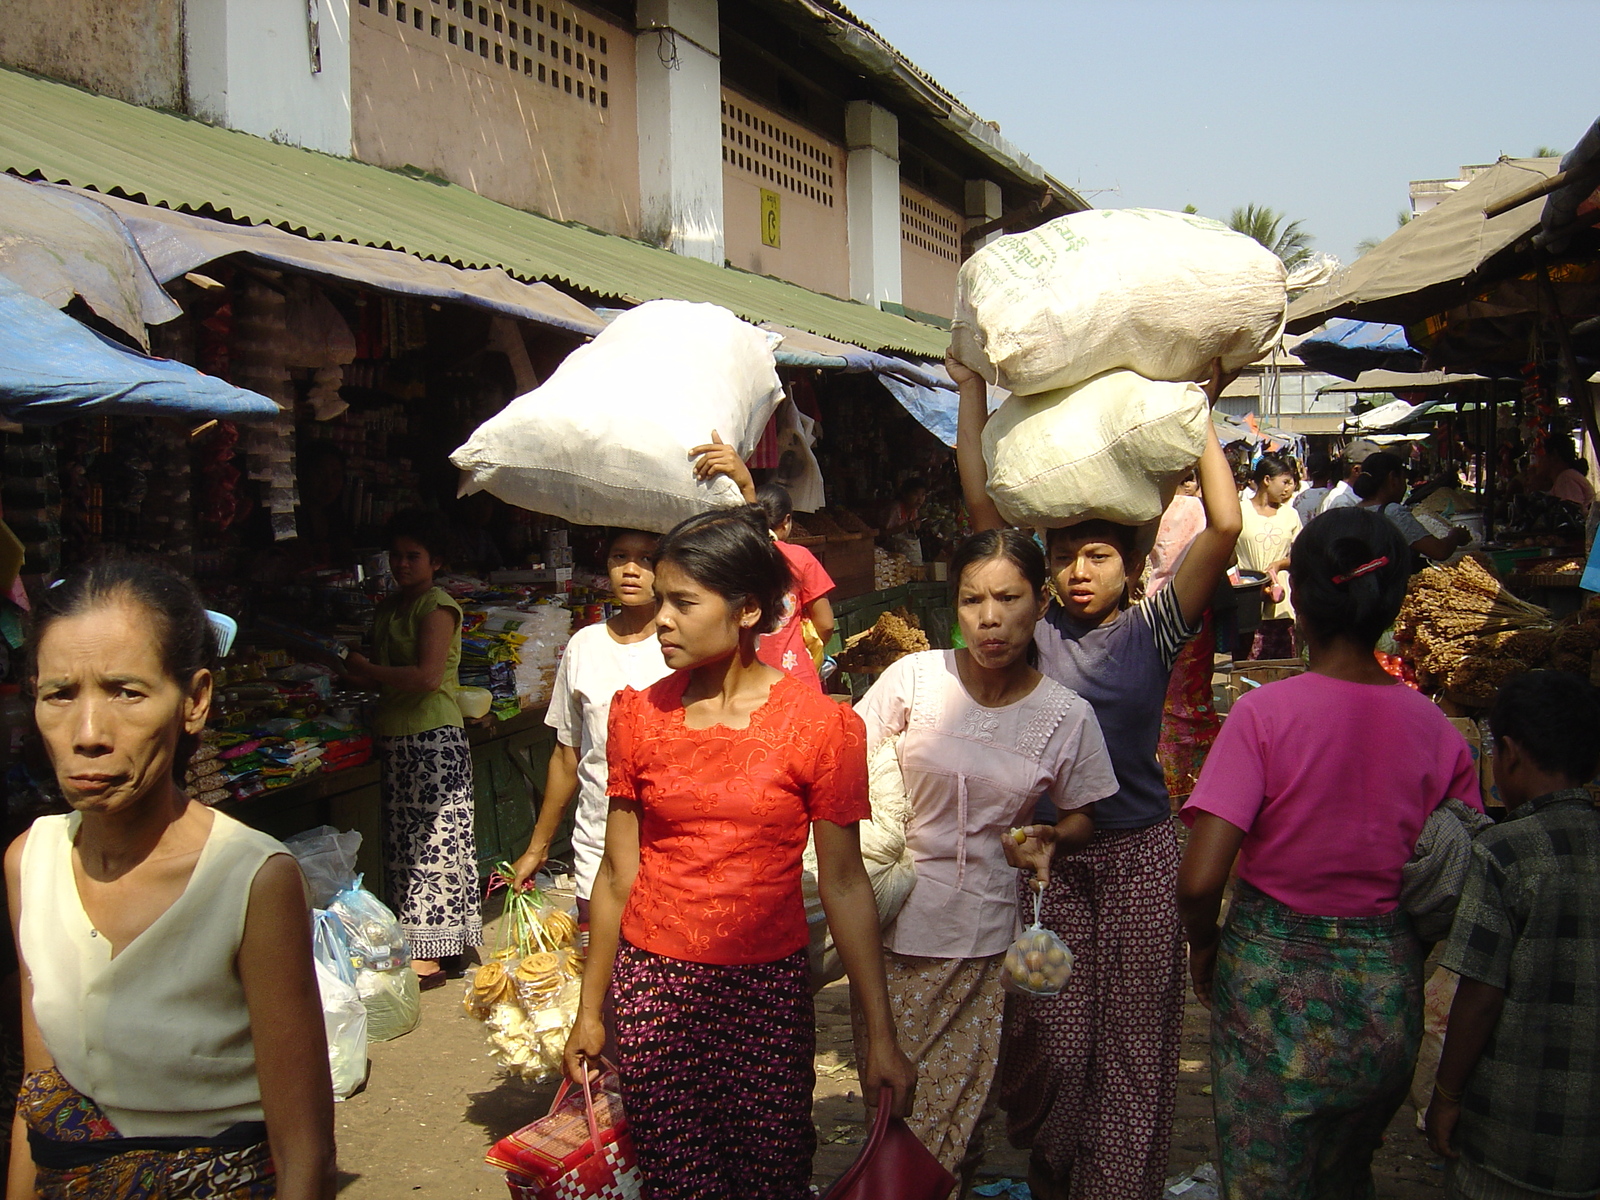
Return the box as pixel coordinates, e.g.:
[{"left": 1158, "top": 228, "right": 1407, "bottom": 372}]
[
  {"left": 1293, "top": 319, "right": 1424, "bottom": 380},
  {"left": 0, "top": 274, "right": 280, "bottom": 425}
]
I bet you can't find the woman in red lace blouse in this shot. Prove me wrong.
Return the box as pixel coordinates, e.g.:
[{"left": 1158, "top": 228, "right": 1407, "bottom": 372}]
[{"left": 564, "top": 505, "right": 915, "bottom": 1199}]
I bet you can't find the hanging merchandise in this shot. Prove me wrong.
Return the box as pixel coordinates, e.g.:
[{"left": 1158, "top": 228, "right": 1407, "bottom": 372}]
[
  {"left": 771, "top": 397, "right": 826, "bottom": 513},
  {"left": 464, "top": 868, "right": 584, "bottom": 1082},
  {"left": 232, "top": 280, "right": 298, "bottom": 541}
]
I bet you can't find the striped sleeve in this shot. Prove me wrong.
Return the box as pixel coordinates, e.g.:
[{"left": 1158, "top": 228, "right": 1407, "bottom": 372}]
[{"left": 1144, "top": 584, "right": 1201, "bottom": 672}]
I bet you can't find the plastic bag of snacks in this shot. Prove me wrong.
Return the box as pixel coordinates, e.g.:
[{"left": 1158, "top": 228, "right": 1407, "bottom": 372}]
[
  {"left": 1001, "top": 883, "right": 1073, "bottom": 997},
  {"left": 327, "top": 879, "right": 420, "bottom": 1042},
  {"left": 465, "top": 865, "right": 585, "bottom": 1082}
]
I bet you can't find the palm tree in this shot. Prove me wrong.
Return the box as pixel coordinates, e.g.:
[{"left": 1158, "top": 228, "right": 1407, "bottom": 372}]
[
  {"left": 1227, "top": 204, "right": 1314, "bottom": 269},
  {"left": 1354, "top": 210, "right": 1414, "bottom": 257}
]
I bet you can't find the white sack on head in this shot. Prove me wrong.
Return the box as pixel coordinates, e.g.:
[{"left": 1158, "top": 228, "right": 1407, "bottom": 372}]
[
  {"left": 981, "top": 370, "right": 1211, "bottom": 529},
  {"left": 951, "top": 208, "right": 1288, "bottom": 396},
  {"left": 449, "top": 300, "right": 783, "bottom": 533}
]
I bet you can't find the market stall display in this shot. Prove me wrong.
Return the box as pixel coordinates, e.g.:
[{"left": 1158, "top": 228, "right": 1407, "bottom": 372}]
[
  {"left": 834, "top": 608, "right": 930, "bottom": 674},
  {"left": 1392, "top": 558, "right": 1555, "bottom": 699}
]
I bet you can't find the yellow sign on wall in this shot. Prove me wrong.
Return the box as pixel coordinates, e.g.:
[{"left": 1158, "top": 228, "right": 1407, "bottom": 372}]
[{"left": 760, "top": 188, "right": 781, "bottom": 248}]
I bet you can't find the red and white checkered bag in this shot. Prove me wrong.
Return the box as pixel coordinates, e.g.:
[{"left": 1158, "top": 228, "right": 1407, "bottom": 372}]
[{"left": 489, "top": 1066, "right": 641, "bottom": 1200}]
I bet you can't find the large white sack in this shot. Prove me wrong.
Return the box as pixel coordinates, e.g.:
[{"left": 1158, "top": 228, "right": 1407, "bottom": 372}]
[
  {"left": 450, "top": 300, "right": 783, "bottom": 533},
  {"left": 951, "top": 208, "right": 1288, "bottom": 396},
  {"left": 802, "top": 735, "right": 915, "bottom": 992},
  {"left": 982, "top": 370, "right": 1211, "bottom": 529}
]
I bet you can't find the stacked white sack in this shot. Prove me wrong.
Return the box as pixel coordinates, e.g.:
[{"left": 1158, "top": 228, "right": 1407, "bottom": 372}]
[
  {"left": 450, "top": 300, "right": 783, "bottom": 533},
  {"left": 950, "top": 208, "right": 1288, "bottom": 395},
  {"left": 981, "top": 372, "right": 1212, "bottom": 529}
]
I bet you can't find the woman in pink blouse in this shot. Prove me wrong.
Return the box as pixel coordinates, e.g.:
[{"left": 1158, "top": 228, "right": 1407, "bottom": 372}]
[{"left": 854, "top": 530, "right": 1118, "bottom": 1183}]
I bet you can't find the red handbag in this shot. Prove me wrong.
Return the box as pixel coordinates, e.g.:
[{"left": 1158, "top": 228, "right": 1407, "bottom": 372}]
[
  {"left": 822, "top": 1087, "right": 956, "bottom": 1200},
  {"left": 487, "top": 1066, "right": 641, "bottom": 1200}
]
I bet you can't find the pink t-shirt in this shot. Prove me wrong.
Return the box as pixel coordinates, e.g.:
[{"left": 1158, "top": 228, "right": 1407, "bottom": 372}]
[
  {"left": 758, "top": 541, "right": 835, "bottom": 689},
  {"left": 1182, "top": 672, "right": 1482, "bottom": 917}
]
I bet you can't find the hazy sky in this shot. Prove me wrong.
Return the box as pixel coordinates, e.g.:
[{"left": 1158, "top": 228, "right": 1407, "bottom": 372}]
[{"left": 845, "top": 0, "right": 1600, "bottom": 264}]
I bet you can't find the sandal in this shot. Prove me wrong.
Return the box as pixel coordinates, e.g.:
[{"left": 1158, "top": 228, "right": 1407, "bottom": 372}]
[{"left": 416, "top": 968, "right": 447, "bottom": 991}]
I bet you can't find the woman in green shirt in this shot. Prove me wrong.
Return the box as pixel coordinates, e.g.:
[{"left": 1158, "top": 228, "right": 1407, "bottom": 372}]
[{"left": 343, "top": 510, "right": 478, "bottom": 985}]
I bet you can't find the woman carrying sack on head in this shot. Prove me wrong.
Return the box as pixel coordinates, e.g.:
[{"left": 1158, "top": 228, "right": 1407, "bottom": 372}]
[
  {"left": 952, "top": 353, "right": 1242, "bottom": 1200},
  {"left": 340, "top": 509, "right": 478, "bottom": 986},
  {"left": 1177, "top": 507, "right": 1481, "bottom": 1197},
  {"left": 852, "top": 529, "right": 1117, "bottom": 1185},
  {"left": 563, "top": 506, "right": 915, "bottom": 1200}
]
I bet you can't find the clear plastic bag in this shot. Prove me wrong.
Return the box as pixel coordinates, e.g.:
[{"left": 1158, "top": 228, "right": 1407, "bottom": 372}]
[
  {"left": 1001, "top": 884, "right": 1074, "bottom": 997},
  {"left": 283, "top": 826, "right": 362, "bottom": 909},
  {"left": 356, "top": 966, "right": 421, "bottom": 1043},
  {"left": 327, "top": 879, "right": 410, "bottom": 972},
  {"left": 312, "top": 909, "right": 358, "bottom": 988}
]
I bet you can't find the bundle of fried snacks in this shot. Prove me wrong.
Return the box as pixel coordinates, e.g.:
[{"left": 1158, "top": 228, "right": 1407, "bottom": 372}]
[{"left": 464, "top": 867, "right": 584, "bottom": 1081}]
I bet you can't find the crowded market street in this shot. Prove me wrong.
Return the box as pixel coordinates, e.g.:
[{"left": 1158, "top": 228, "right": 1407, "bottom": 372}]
[{"left": 330, "top": 896, "right": 1449, "bottom": 1199}]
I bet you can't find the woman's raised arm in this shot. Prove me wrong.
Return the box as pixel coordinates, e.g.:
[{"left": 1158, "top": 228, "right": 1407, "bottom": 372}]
[{"left": 946, "top": 352, "right": 1005, "bottom": 533}]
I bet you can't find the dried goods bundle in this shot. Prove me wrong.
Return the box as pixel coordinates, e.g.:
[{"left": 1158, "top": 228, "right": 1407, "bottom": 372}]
[
  {"left": 1395, "top": 560, "right": 1551, "bottom": 686},
  {"left": 835, "top": 609, "right": 929, "bottom": 674}
]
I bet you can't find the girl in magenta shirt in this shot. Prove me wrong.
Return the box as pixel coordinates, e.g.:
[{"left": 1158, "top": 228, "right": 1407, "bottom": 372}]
[{"left": 1178, "top": 507, "right": 1481, "bottom": 1199}]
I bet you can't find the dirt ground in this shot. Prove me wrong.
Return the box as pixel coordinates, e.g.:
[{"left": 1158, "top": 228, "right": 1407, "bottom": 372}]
[{"left": 332, "top": 897, "right": 1448, "bottom": 1198}]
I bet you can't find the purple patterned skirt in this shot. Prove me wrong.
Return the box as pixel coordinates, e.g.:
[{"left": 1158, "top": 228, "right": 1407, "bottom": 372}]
[{"left": 611, "top": 941, "right": 816, "bottom": 1200}]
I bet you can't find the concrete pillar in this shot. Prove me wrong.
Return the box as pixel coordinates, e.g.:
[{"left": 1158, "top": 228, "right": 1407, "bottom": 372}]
[
  {"left": 635, "top": 0, "right": 724, "bottom": 263},
  {"left": 965, "top": 179, "right": 1003, "bottom": 250},
  {"left": 845, "top": 100, "right": 901, "bottom": 308},
  {"left": 185, "top": 0, "right": 351, "bottom": 156}
]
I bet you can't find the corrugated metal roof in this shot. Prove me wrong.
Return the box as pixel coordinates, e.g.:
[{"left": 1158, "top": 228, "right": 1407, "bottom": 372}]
[{"left": 0, "top": 67, "right": 950, "bottom": 358}]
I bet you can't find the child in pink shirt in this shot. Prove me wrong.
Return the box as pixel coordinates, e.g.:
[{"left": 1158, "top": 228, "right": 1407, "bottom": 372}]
[
  {"left": 1178, "top": 506, "right": 1482, "bottom": 1199},
  {"left": 754, "top": 483, "right": 835, "bottom": 689}
]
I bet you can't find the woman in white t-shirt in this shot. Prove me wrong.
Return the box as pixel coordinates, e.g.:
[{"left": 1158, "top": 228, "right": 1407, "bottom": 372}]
[
  {"left": 1236, "top": 455, "right": 1302, "bottom": 660},
  {"left": 510, "top": 530, "right": 672, "bottom": 913}
]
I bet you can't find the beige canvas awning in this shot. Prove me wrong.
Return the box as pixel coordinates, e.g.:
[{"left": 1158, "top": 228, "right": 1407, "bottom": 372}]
[{"left": 1286, "top": 158, "right": 1559, "bottom": 333}]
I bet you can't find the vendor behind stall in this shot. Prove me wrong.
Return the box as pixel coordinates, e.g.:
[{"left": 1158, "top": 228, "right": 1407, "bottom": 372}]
[
  {"left": 1354, "top": 452, "right": 1470, "bottom": 568},
  {"left": 881, "top": 477, "right": 929, "bottom": 567},
  {"left": 341, "top": 510, "right": 478, "bottom": 986}
]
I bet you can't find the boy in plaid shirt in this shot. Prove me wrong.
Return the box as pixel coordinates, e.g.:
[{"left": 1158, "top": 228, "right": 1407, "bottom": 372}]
[{"left": 1426, "top": 670, "right": 1600, "bottom": 1200}]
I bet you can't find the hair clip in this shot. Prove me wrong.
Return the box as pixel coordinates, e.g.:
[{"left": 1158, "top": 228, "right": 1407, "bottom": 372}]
[{"left": 1331, "top": 555, "right": 1389, "bottom": 585}]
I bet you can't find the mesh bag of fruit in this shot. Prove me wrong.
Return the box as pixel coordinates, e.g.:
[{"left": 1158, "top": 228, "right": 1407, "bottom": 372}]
[{"left": 1001, "top": 882, "right": 1074, "bottom": 997}]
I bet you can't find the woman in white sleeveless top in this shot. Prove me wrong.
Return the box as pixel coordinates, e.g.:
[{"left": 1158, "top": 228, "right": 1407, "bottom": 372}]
[{"left": 6, "top": 559, "right": 335, "bottom": 1199}]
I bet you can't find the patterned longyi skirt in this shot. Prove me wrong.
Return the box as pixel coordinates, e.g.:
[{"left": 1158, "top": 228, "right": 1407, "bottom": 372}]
[{"left": 1210, "top": 881, "right": 1424, "bottom": 1200}]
